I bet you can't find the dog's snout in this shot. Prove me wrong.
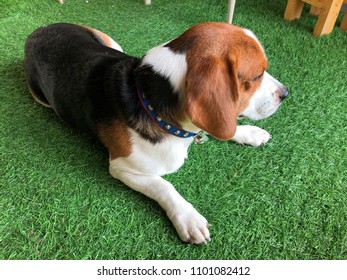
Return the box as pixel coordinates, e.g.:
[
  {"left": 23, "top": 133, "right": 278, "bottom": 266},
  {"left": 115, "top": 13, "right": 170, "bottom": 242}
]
[{"left": 280, "top": 88, "right": 289, "bottom": 101}]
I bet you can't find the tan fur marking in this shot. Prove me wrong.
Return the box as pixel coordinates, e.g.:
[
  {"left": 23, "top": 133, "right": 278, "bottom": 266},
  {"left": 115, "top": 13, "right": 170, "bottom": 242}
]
[{"left": 98, "top": 120, "right": 133, "bottom": 160}]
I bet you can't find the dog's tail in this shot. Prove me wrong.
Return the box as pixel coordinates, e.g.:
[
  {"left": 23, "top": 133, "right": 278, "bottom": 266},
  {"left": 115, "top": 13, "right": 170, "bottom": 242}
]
[{"left": 80, "top": 25, "right": 124, "bottom": 52}]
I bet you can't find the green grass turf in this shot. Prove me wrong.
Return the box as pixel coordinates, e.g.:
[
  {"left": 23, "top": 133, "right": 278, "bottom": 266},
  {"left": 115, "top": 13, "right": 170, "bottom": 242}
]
[{"left": 0, "top": 0, "right": 346, "bottom": 260}]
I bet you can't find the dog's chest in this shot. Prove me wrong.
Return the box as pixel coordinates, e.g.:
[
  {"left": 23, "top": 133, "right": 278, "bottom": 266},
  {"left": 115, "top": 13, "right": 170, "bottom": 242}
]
[{"left": 112, "top": 130, "right": 193, "bottom": 176}]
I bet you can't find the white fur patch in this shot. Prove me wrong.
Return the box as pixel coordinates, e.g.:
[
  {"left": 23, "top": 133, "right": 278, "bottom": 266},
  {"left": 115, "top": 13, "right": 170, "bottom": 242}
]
[
  {"left": 141, "top": 45, "right": 187, "bottom": 92},
  {"left": 232, "top": 125, "right": 271, "bottom": 146},
  {"left": 109, "top": 39, "right": 123, "bottom": 52},
  {"left": 110, "top": 129, "right": 193, "bottom": 177},
  {"left": 243, "top": 28, "right": 265, "bottom": 55}
]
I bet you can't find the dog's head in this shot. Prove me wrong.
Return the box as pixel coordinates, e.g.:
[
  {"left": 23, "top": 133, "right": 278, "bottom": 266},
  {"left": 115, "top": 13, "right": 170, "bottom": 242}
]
[{"left": 142, "top": 22, "right": 288, "bottom": 140}]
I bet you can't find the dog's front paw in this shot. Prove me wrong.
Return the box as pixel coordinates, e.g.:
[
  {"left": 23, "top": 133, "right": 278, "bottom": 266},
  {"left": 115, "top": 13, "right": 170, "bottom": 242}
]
[
  {"left": 232, "top": 125, "right": 271, "bottom": 147},
  {"left": 169, "top": 204, "right": 210, "bottom": 244}
]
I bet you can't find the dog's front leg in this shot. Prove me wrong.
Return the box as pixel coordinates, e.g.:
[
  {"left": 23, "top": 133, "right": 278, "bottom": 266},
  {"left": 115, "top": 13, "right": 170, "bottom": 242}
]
[
  {"left": 231, "top": 125, "right": 271, "bottom": 146},
  {"left": 110, "top": 168, "right": 210, "bottom": 244}
]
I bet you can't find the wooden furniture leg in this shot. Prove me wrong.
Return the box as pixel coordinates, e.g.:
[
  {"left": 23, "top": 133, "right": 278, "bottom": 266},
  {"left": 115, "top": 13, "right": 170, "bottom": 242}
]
[
  {"left": 341, "top": 11, "right": 347, "bottom": 30},
  {"left": 310, "top": 6, "right": 321, "bottom": 15},
  {"left": 284, "top": 0, "right": 305, "bottom": 20},
  {"left": 313, "top": 0, "right": 343, "bottom": 35}
]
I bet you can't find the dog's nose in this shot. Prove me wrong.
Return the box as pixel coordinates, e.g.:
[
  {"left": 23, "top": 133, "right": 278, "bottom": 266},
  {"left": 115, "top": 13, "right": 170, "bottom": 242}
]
[{"left": 280, "top": 88, "right": 289, "bottom": 101}]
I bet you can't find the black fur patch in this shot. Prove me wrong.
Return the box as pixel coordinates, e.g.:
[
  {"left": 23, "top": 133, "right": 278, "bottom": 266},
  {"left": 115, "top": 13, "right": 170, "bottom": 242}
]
[{"left": 24, "top": 23, "right": 182, "bottom": 145}]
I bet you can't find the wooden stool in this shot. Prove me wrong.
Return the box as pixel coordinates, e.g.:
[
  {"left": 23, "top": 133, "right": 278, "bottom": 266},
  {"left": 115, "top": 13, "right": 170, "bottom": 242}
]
[{"left": 284, "top": 0, "right": 344, "bottom": 36}]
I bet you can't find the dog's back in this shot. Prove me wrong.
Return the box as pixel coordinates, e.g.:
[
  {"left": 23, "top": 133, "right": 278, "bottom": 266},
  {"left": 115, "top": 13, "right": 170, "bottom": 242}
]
[{"left": 24, "top": 23, "right": 136, "bottom": 135}]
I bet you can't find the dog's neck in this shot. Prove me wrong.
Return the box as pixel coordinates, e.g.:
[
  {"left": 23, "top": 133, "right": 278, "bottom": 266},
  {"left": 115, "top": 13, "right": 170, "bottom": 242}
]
[{"left": 136, "top": 84, "right": 198, "bottom": 139}]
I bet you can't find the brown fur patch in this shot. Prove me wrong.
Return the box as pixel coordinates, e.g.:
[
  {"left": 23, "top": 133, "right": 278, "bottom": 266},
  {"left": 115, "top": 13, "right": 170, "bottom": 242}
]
[
  {"left": 97, "top": 120, "right": 132, "bottom": 160},
  {"left": 185, "top": 53, "right": 238, "bottom": 140}
]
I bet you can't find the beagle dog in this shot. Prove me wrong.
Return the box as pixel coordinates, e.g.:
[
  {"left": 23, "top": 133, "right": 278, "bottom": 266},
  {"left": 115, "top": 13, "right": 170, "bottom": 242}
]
[{"left": 24, "top": 22, "right": 288, "bottom": 244}]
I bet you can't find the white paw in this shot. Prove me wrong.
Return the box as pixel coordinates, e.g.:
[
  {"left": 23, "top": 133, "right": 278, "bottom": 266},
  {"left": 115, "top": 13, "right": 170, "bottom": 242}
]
[
  {"left": 169, "top": 204, "right": 210, "bottom": 244},
  {"left": 232, "top": 125, "right": 271, "bottom": 147}
]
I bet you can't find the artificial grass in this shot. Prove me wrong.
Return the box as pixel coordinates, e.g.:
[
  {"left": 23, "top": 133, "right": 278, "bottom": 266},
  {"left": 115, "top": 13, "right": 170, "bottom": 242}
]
[{"left": 0, "top": 0, "right": 346, "bottom": 260}]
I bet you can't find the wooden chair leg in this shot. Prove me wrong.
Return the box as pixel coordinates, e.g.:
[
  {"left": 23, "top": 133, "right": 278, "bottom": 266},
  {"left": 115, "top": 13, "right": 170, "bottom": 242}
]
[
  {"left": 227, "top": 0, "right": 236, "bottom": 24},
  {"left": 341, "top": 11, "right": 347, "bottom": 30},
  {"left": 284, "top": 0, "right": 305, "bottom": 20},
  {"left": 310, "top": 6, "right": 321, "bottom": 15},
  {"left": 313, "top": 0, "right": 344, "bottom": 36}
]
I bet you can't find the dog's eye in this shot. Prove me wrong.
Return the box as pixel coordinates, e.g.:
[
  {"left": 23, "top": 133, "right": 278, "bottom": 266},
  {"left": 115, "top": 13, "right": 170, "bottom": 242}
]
[{"left": 252, "top": 73, "right": 263, "bottom": 82}]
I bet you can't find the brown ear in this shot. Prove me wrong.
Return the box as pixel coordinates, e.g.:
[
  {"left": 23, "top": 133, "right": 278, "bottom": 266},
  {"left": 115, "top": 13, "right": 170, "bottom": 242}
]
[{"left": 185, "top": 55, "right": 239, "bottom": 140}]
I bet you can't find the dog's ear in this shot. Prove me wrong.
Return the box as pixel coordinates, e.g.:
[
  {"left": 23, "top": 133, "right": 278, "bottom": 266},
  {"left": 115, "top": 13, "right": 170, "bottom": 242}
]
[{"left": 185, "top": 55, "right": 239, "bottom": 140}]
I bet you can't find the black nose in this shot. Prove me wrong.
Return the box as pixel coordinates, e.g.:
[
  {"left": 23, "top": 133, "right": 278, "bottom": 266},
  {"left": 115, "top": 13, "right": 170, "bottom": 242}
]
[{"left": 280, "top": 88, "right": 289, "bottom": 101}]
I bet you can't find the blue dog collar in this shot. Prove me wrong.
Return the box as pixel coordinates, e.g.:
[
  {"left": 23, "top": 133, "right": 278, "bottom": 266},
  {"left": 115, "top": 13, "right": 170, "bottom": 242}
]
[{"left": 136, "top": 87, "right": 208, "bottom": 143}]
